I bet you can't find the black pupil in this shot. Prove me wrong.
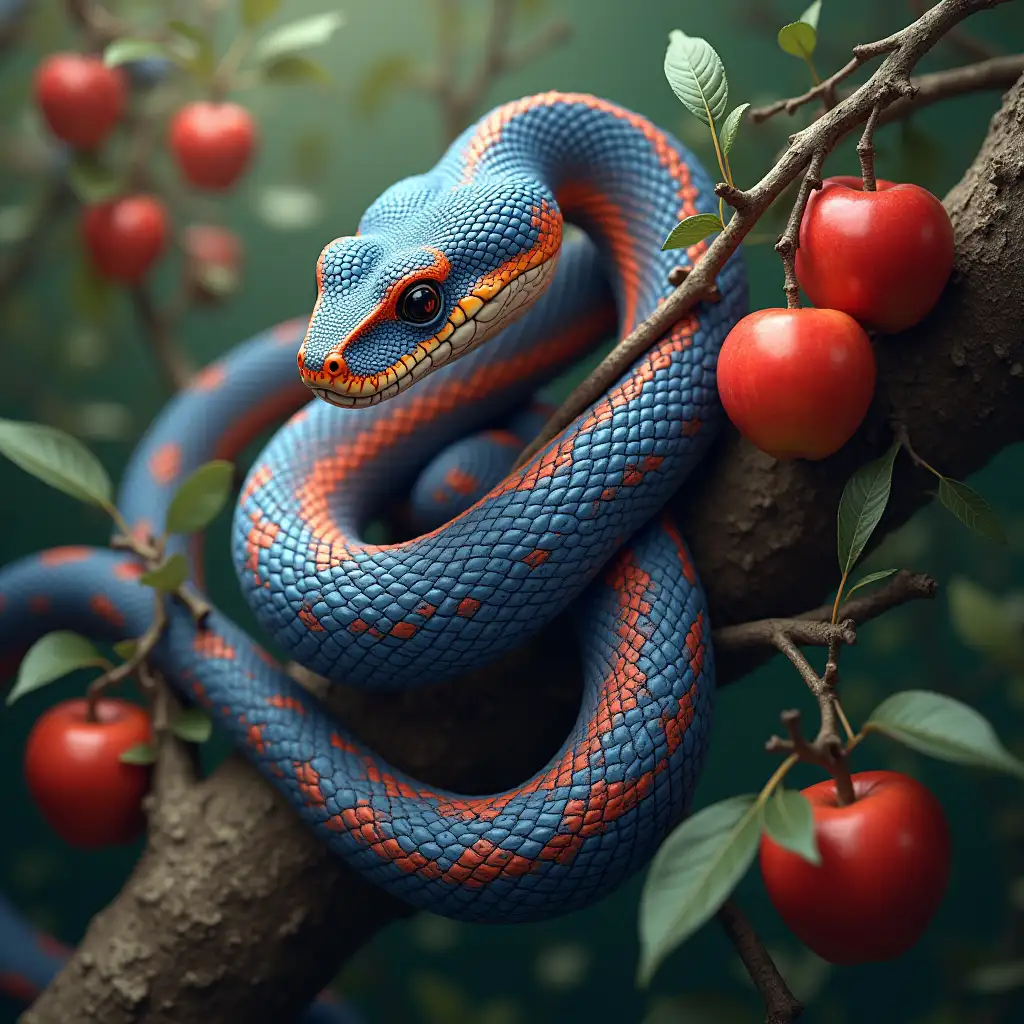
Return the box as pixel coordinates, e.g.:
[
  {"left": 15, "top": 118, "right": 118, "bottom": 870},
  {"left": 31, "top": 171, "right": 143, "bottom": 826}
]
[{"left": 400, "top": 282, "right": 441, "bottom": 324}]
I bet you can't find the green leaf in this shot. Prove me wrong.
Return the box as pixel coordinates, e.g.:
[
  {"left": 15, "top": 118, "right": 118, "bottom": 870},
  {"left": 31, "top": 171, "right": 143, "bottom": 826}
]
[
  {"left": 778, "top": 2, "right": 821, "bottom": 59},
  {"left": 260, "top": 55, "right": 332, "bottom": 85},
  {"left": 252, "top": 12, "right": 345, "bottom": 65},
  {"left": 865, "top": 689, "right": 1024, "bottom": 780},
  {"left": 354, "top": 54, "right": 418, "bottom": 115},
  {"left": 67, "top": 154, "right": 121, "bottom": 204},
  {"left": 165, "top": 460, "right": 234, "bottom": 535},
  {"left": 139, "top": 553, "right": 189, "bottom": 592},
  {"left": 845, "top": 568, "right": 899, "bottom": 597},
  {"left": 637, "top": 795, "right": 761, "bottom": 987},
  {"left": 936, "top": 477, "right": 1007, "bottom": 545},
  {"left": 119, "top": 742, "right": 157, "bottom": 766},
  {"left": 103, "top": 38, "right": 175, "bottom": 68},
  {"left": 761, "top": 788, "right": 821, "bottom": 865},
  {"left": 662, "top": 213, "right": 724, "bottom": 251},
  {"left": 113, "top": 639, "right": 139, "bottom": 660},
  {"left": 242, "top": 0, "right": 281, "bottom": 29},
  {"left": 947, "top": 577, "right": 1024, "bottom": 673},
  {"left": 6, "top": 632, "right": 107, "bottom": 706},
  {"left": 664, "top": 30, "right": 729, "bottom": 127},
  {"left": 0, "top": 419, "right": 113, "bottom": 509},
  {"left": 172, "top": 708, "right": 213, "bottom": 744},
  {"left": 720, "top": 103, "right": 749, "bottom": 156},
  {"left": 167, "top": 21, "right": 216, "bottom": 80},
  {"left": 799, "top": 0, "right": 823, "bottom": 29},
  {"left": 837, "top": 441, "right": 900, "bottom": 579},
  {"left": 778, "top": 21, "right": 816, "bottom": 59}
]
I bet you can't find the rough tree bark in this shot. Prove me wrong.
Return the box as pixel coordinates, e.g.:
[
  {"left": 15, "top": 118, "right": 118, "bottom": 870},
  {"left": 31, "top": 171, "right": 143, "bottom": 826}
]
[{"left": 20, "top": 74, "right": 1024, "bottom": 1024}]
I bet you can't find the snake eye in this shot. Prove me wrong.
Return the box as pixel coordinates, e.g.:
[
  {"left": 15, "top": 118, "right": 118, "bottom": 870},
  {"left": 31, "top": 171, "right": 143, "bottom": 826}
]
[{"left": 397, "top": 280, "right": 444, "bottom": 325}]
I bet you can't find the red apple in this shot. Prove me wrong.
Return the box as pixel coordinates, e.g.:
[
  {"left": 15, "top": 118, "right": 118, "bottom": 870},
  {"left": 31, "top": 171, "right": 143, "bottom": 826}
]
[
  {"left": 716, "top": 307, "right": 877, "bottom": 460},
  {"left": 33, "top": 53, "right": 126, "bottom": 150},
  {"left": 168, "top": 102, "right": 257, "bottom": 191},
  {"left": 760, "top": 771, "right": 951, "bottom": 965},
  {"left": 24, "top": 698, "right": 153, "bottom": 848},
  {"left": 81, "top": 195, "right": 169, "bottom": 284},
  {"left": 795, "top": 175, "right": 955, "bottom": 334}
]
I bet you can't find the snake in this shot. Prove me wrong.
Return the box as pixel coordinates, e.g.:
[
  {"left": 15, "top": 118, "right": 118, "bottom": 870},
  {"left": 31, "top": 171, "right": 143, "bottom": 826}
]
[{"left": 0, "top": 92, "right": 746, "bottom": 1011}]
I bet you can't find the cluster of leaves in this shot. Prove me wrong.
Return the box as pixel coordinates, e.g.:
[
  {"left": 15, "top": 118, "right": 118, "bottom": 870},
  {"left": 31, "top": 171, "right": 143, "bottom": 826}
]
[
  {"left": 660, "top": 2, "right": 823, "bottom": 251},
  {"left": 0, "top": 417, "right": 237, "bottom": 762},
  {"left": 636, "top": 436, "right": 1012, "bottom": 987}
]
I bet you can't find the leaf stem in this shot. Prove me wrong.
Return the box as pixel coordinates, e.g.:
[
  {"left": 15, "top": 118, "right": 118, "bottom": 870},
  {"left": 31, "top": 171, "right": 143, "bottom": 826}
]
[{"left": 757, "top": 752, "right": 800, "bottom": 806}]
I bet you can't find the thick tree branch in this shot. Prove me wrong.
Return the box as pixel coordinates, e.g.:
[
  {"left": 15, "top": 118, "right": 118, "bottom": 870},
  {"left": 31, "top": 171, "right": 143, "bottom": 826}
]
[{"left": 21, "top": 25, "right": 1024, "bottom": 1024}]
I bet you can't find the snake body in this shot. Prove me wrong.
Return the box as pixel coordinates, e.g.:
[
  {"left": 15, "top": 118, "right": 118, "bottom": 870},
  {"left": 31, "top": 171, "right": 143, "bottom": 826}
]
[{"left": 0, "top": 92, "right": 746, "bottom": 999}]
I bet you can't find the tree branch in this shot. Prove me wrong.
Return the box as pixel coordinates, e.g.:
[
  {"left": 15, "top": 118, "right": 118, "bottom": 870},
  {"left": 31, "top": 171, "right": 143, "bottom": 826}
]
[{"left": 717, "top": 899, "right": 803, "bottom": 1024}]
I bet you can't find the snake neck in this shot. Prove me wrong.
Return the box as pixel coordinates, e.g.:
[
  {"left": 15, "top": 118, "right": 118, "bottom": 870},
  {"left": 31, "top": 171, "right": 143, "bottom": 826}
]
[{"left": 447, "top": 91, "right": 704, "bottom": 333}]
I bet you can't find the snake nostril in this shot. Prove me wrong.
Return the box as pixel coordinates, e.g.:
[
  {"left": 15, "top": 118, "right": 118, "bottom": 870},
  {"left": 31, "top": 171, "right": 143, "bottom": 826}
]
[{"left": 327, "top": 359, "right": 340, "bottom": 374}]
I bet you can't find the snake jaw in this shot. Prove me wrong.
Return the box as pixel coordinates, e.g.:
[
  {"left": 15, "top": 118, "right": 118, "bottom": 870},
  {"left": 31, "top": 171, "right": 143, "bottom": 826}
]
[{"left": 307, "top": 254, "right": 560, "bottom": 408}]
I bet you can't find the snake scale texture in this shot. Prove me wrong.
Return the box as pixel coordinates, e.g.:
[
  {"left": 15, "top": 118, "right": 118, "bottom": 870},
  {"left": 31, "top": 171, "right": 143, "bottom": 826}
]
[{"left": 0, "top": 92, "right": 746, "bottom": 1017}]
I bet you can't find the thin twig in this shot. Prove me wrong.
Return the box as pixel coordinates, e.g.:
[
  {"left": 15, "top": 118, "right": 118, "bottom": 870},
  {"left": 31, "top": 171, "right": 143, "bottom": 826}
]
[
  {"left": 717, "top": 899, "right": 803, "bottom": 1024},
  {"left": 775, "top": 149, "right": 825, "bottom": 309},
  {"left": 714, "top": 571, "right": 939, "bottom": 652},
  {"left": 128, "top": 284, "right": 194, "bottom": 390},
  {"left": 427, "top": 0, "right": 571, "bottom": 144},
  {"left": 512, "top": 0, "right": 1013, "bottom": 470},
  {"left": 857, "top": 104, "right": 884, "bottom": 190}
]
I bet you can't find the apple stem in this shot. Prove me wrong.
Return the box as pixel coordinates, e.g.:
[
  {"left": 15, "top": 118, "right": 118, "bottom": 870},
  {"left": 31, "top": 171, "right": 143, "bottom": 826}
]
[
  {"left": 832, "top": 757, "right": 858, "bottom": 806},
  {"left": 857, "top": 104, "right": 883, "bottom": 192}
]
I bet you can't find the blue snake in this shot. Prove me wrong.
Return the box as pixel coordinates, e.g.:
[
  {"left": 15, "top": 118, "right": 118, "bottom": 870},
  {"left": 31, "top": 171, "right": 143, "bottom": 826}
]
[{"left": 0, "top": 92, "right": 746, "bottom": 1012}]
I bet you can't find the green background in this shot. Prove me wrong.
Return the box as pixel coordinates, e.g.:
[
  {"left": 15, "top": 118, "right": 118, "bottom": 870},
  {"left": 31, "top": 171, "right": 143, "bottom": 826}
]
[{"left": 1, "top": 1, "right": 1023, "bottom": 1022}]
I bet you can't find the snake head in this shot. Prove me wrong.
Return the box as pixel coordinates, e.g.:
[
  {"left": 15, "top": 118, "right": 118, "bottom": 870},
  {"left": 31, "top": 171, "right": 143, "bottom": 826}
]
[{"left": 297, "top": 177, "right": 563, "bottom": 407}]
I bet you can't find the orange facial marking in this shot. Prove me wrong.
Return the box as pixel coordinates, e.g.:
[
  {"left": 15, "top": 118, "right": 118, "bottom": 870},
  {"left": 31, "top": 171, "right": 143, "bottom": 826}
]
[
  {"left": 303, "top": 247, "right": 453, "bottom": 396},
  {"left": 149, "top": 442, "right": 182, "bottom": 486},
  {"left": 472, "top": 200, "right": 561, "bottom": 303}
]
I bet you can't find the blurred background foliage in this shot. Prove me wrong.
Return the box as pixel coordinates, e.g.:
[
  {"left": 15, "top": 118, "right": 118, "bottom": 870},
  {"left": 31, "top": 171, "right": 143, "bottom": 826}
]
[{"left": 0, "top": 0, "right": 1023, "bottom": 1022}]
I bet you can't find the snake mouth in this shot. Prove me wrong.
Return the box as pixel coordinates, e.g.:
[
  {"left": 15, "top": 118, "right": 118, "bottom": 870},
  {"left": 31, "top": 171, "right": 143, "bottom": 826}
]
[{"left": 308, "top": 257, "right": 559, "bottom": 409}]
